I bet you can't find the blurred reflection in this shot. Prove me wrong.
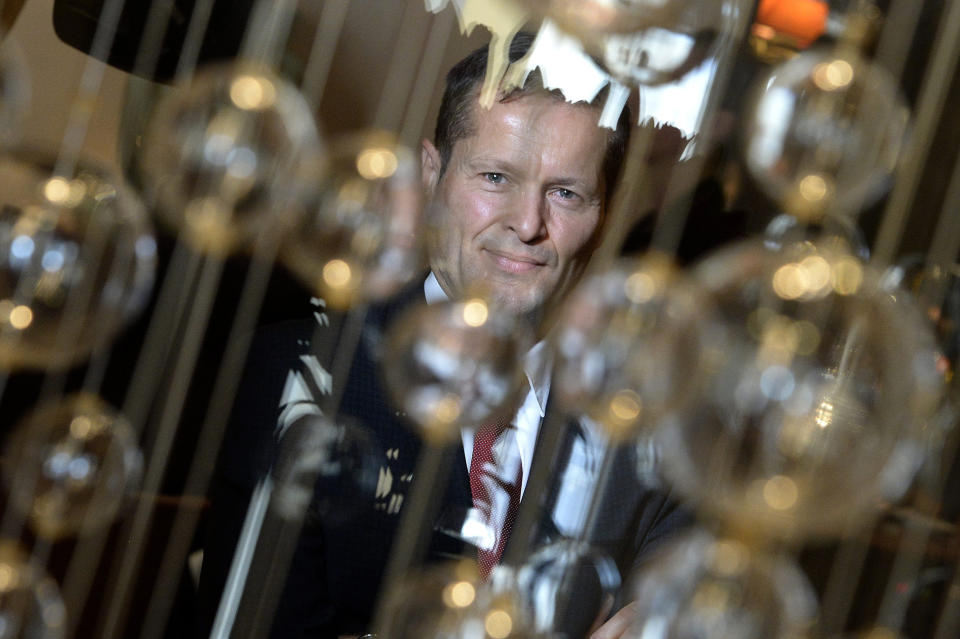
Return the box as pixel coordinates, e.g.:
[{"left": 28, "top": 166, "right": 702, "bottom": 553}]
[
  {"left": 140, "top": 62, "right": 325, "bottom": 255},
  {"left": 659, "top": 240, "right": 943, "bottom": 540},
  {"left": 383, "top": 298, "right": 529, "bottom": 443},
  {"left": 625, "top": 531, "right": 817, "bottom": 638},
  {"left": 0, "top": 152, "right": 155, "bottom": 370},
  {"left": 764, "top": 212, "right": 870, "bottom": 261},
  {"left": 0, "top": 541, "right": 66, "bottom": 639},
  {"left": 283, "top": 130, "right": 423, "bottom": 310},
  {"left": 3, "top": 393, "right": 143, "bottom": 539}
]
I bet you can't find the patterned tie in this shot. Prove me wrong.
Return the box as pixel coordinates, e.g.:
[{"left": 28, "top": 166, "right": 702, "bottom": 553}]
[{"left": 469, "top": 420, "right": 523, "bottom": 578}]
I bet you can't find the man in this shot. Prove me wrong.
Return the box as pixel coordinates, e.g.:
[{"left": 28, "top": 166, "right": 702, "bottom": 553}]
[{"left": 198, "top": 32, "right": 688, "bottom": 639}]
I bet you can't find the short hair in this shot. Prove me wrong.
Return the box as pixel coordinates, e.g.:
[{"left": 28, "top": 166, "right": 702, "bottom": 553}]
[{"left": 434, "top": 31, "right": 631, "bottom": 203}]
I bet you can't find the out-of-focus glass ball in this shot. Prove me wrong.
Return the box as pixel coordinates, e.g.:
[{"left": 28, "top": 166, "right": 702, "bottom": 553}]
[
  {"left": 3, "top": 393, "right": 143, "bottom": 539},
  {"left": 383, "top": 298, "right": 529, "bottom": 443},
  {"left": 513, "top": 540, "right": 620, "bottom": 636},
  {"left": 552, "top": 254, "right": 713, "bottom": 441},
  {"left": 283, "top": 130, "right": 423, "bottom": 309},
  {"left": 0, "top": 541, "right": 66, "bottom": 639},
  {"left": 378, "top": 559, "right": 483, "bottom": 639},
  {"left": 0, "top": 152, "right": 156, "bottom": 370},
  {"left": 764, "top": 212, "right": 870, "bottom": 261},
  {"left": 745, "top": 49, "right": 909, "bottom": 219},
  {"left": 658, "top": 240, "right": 943, "bottom": 541},
  {"left": 0, "top": 41, "right": 29, "bottom": 145},
  {"left": 624, "top": 531, "right": 817, "bottom": 639},
  {"left": 140, "top": 63, "right": 325, "bottom": 255},
  {"left": 271, "top": 413, "right": 380, "bottom": 524}
]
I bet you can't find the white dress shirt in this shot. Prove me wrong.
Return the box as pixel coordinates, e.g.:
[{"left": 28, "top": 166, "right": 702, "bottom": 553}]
[{"left": 424, "top": 272, "right": 549, "bottom": 496}]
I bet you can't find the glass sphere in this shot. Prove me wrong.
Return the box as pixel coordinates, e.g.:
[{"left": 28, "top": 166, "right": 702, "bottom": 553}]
[
  {"left": 0, "top": 41, "right": 29, "bottom": 145},
  {"left": 600, "top": 0, "right": 751, "bottom": 87},
  {"left": 270, "top": 413, "right": 380, "bottom": 524},
  {"left": 0, "top": 541, "right": 66, "bottom": 639},
  {"left": 513, "top": 540, "right": 620, "bottom": 636},
  {"left": 282, "top": 130, "right": 423, "bottom": 310},
  {"left": 764, "top": 212, "right": 870, "bottom": 261},
  {"left": 383, "top": 298, "right": 530, "bottom": 443},
  {"left": 658, "top": 240, "right": 943, "bottom": 541},
  {"left": 140, "top": 62, "right": 325, "bottom": 255},
  {"left": 745, "top": 49, "right": 909, "bottom": 218},
  {"left": 0, "top": 151, "right": 156, "bottom": 370},
  {"left": 624, "top": 531, "right": 817, "bottom": 639},
  {"left": 3, "top": 393, "right": 144, "bottom": 539},
  {"left": 552, "top": 254, "right": 712, "bottom": 441}
]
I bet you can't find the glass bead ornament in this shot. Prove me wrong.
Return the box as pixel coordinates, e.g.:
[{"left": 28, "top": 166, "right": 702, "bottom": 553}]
[
  {"left": 383, "top": 298, "right": 530, "bottom": 444},
  {"left": 745, "top": 48, "right": 909, "bottom": 219},
  {"left": 512, "top": 540, "right": 621, "bottom": 637},
  {"left": 657, "top": 240, "right": 944, "bottom": 541},
  {"left": 0, "top": 541, "right": 66, "bottom": 639},
  {"left": 140, "top": 62, "right": 325, "bottom": 255},
  {"left": 764, "top": 211, "right": 870, "bottom": 261},
  {"left": 0, "top": 151, "right": 156, "bottom": 370},
  {"left": 3, "top": 393, "right": 144, "bottom": 539},
  {"left": 270, "top": 412, "right": 380, "bottom": 524},
  {"left": 623, "top": 531, "right": 818, "bottom": 639},
  {"left": 282, "top": 130, "right": 423, "bottom": 310},
  {"left": 552, "top": 254, "right": 713, "bottom": 441}
]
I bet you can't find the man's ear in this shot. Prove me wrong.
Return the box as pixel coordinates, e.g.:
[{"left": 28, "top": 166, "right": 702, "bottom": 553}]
[{"left": 421, "top": 139, "right": 442, "bottom": 197}]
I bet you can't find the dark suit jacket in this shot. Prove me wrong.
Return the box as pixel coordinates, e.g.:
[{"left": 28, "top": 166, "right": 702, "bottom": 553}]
[{"left": 197, "top": 285, "right": 691, "bottom": 638}]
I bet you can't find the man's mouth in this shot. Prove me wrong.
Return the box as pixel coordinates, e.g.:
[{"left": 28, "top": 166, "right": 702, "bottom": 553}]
[{"left": 485, "top": 249, "right": 546, "bottom": 274}]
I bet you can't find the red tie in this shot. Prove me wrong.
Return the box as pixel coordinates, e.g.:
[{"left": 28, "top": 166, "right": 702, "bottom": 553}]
[{"left": 469, "top": 421, "right": 523, "bottom": 578}]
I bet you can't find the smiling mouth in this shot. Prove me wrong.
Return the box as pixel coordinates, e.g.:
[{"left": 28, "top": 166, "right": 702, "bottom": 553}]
[{"left": 485, "top": 250, "right": 546, "bottom": 274}]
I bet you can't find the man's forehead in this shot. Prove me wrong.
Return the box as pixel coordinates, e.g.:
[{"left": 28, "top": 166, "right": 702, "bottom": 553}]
[{"left": 464, "top": 90, "right": 608, "bottom": 148}]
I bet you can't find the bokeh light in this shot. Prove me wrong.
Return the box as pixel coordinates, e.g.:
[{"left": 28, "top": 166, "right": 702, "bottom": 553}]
[
  {"left": 3, "top": 393, "right": 143, "bottom": 539},
  {"left": 0, "top": 151, "right": 156, "bottom": 370},
  {"left": 0, "top": 541, "right": 66, "bottom": 638}
]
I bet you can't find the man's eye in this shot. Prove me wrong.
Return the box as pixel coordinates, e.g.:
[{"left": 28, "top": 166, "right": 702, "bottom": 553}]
[
  {"left": 556, "top": 188, "right": 578, "bottom": 200},
  {"left": 483, "top": 172, "right": 505, "bottom": 184}
]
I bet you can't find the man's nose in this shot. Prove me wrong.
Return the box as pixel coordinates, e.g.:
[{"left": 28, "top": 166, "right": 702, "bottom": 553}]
[{"left": 506, "top": 190, "right": 547, "bottom": 243}]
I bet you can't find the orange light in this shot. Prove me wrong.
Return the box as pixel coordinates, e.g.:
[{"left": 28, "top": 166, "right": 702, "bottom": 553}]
[{"left": 756, "top": 0, "right": 829, "bottom": 48}]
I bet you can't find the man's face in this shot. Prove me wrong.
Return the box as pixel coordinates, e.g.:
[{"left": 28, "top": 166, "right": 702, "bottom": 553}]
[{"left": 422, "top": 93, "right": 608, "bottom": 323}]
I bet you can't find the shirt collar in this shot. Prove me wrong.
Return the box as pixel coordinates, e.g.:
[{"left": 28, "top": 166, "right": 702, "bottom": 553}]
[{"left": 424, "top": 271, "right": 551, "bottom": 417}]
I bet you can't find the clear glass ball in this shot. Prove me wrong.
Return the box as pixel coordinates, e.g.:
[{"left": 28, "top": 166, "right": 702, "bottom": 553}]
[
  {"left": 600, "top": 0, "right": 751, "bottom": 87},
  {"left": 0, "top": 541, "right": 66, "bottom": 639},
  {"left": 378, "top": 559, "right": 484, "bottom": 639},
  {"left": 140, "top": 62, "right": 325, "bottom": 255},
  {"left": 658, "top": 240, "right": 943, "bottom": 540},
  {"left": 513, "top": 540, "right": 621, "bottom": 636},
  {"left": 270, "top": 413, "right": 380, "bottom": 524},
  {"left": 282, "top": 130, "right": 423, "bottom": 310},
  {"left": 3, "top": 393, "right": 144, "bottom": 539},
  {"left": 744, "top": 49, "right": 909, "bottom": 218},
  {"left": 0, "top": 151, "right": 156, "bottom": 370},
  {"left": 383, "top": 298, "right": 530, "bottom": 443},
  {"left": 764, "top": 212, "right": 870, "bottom": 261},
  {"left": 552, "top": 254, "right": 712, "bottom": 441},
  {"left": 624, "top": 531, "right": 817, "bottom": 639}
]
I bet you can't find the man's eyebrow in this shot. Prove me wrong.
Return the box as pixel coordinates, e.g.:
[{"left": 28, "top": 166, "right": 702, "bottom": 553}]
[{"left": 465, "top": 156, "right": 524, "bottom": 174}]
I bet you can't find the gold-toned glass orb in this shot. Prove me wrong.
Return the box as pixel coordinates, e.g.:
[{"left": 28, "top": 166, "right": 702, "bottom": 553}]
[
  {"left": 658, "top": 240, "right": 943, "bottom": 541},
  {"left": 0, "top": 541, "right": 66, "bottom": 638},
  {"left": 140, "top": 62, "right": 325, "bottom": 255},
  {"left": 270, "top": 413, "right": 380, "bottom": 524},
  {"left": 383, "top": 299, "right": 529, "bottom": 443},
  {"left": 744, "top": 49, "right": 909, "bottom": 219},
  {"left": 0, "top": 41, "right": 29, "bottom": 145},
  {"left": 552, "top": 254, "right": 713, "bottom": 441},
  {"left": 282, "top": 130, "right": 423, "bottom": 310},
  {"left": 599, "top": 0, "right": 752, "bottom": 87},
  {"left": 512, "top": 541, "right": 621, "bottom": 637},
  {"left": 0, "top": 152, "right": 156, "bottom": 370},
  {"left": 624, "top": 531, "right": 818, "bottom": 639},
  {"left": 764, "top": 212, "right": 870, "bottom": 261},
  {"left": 3, "top": 393, "right": 143, "bottom": 539},
  {"left": 378, "top": 559, "right": 484, "bottom": 639}
]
